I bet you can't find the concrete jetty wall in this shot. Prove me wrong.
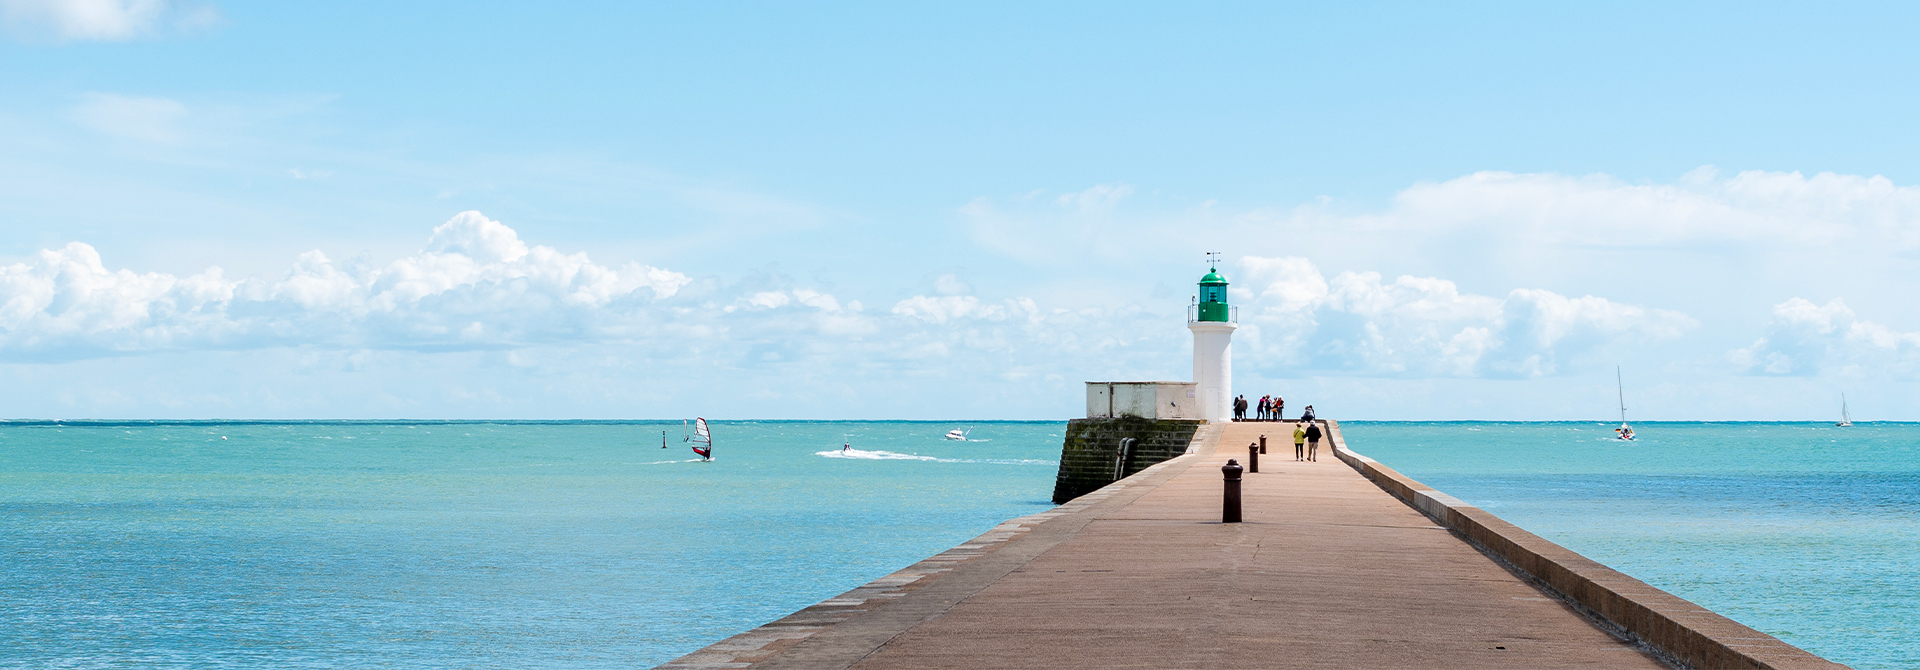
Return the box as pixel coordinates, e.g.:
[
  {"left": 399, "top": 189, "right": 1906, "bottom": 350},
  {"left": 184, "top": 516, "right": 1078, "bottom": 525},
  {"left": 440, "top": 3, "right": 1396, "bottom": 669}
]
[
  {"left": 1325, "top": 421, "right": 1845, "bottom": 670},
  {"left": 1050, "top": 417, "right": 1204, "bottom": 504},
  {"left": 660, "top": 420, "right": 1846, "bottom": 669}
]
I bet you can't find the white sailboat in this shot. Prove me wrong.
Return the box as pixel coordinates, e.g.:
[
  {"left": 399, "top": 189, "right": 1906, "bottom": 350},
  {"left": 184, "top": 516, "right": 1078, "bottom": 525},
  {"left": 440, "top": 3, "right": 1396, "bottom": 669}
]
[
  {"left": 1615, "top": 367, "right": 1636, "bottom": 441},
  {"left": 1837, "top": 394, "right": 1853, "bottom": 427}
]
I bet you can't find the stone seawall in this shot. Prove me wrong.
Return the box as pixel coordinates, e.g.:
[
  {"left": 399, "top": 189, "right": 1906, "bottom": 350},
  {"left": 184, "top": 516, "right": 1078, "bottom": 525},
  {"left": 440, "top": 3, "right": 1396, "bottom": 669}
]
[
  {"left": 1325, "top": 421, "right": 1847, "bottom": 670},
  {"left": 1050, "top": 417, "right": 1204, "bottom": 504}
]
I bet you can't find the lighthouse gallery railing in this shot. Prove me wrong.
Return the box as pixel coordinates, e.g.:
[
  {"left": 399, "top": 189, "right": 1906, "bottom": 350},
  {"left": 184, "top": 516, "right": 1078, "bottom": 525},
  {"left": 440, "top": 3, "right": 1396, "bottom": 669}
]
[{"left": 1187, "top": 304, "right": 1238, "bottom": 324}]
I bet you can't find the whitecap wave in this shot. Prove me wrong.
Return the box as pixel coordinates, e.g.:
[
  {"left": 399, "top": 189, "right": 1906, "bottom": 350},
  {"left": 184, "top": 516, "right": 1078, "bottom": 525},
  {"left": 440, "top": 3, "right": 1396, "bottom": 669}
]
[
  {"left": 815, "top": 448, "right": 1052, "bottom": 465},
  {"left": 817, "top": 448, "right": 944, "bottom": 461}
]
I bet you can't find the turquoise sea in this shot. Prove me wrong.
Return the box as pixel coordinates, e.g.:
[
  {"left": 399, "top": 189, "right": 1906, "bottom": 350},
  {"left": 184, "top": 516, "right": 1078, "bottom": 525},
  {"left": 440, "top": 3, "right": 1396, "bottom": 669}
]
[
  {"left": 2, "top": 420, "right": 1911, "bottom": 669},
  {"left": 0, "top": 421, "right": 1062, "bottom": 668},
  {"left": 1344, "top": 421, "right": 1919, "bottom": 670}
]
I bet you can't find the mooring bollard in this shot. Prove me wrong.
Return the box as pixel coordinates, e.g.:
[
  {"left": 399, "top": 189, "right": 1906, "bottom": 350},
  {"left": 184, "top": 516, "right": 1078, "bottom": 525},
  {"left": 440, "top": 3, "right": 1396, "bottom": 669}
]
[
  {"left": 1222, "top": 459, "right": 1243, "bottom": 523},
  {"left": 1247, "top": 443, "right": 1259, "bottom": 473},
  {"left": 1259, "top": 434, "right": 1267, "bottom": 454}
]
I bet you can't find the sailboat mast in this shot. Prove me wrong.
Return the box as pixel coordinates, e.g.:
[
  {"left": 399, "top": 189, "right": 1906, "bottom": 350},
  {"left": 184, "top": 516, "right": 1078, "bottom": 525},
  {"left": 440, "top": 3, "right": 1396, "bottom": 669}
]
[{"left": 1617, "top": 367, "right": 1628, "bottom": 425}]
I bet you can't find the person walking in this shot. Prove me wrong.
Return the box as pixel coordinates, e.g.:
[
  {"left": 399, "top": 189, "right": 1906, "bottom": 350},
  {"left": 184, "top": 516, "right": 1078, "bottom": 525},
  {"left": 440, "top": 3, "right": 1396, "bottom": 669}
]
[
  {"left": 1304, "top": 421, "right": 1323, "bottom": 462},
  {"left": 1292, "top": 422, "right": 1308, "bottom": 461}
]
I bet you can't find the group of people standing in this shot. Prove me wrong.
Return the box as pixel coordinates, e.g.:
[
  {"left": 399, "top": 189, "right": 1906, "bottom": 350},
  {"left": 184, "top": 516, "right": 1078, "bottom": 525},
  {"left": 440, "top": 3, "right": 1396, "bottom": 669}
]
[{"left": 1231, "top": 394, "right": 1312, "bottom": 423}]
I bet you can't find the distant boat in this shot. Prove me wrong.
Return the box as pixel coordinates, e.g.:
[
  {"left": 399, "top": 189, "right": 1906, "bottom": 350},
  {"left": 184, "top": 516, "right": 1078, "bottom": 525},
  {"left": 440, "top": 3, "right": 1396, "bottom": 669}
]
[
  {"left": 945, "top": 429, "right": 968, "bottom": 441},
  {"left": 687, "top": 418, "right": 712, "bottom": 460},
  {"left": 1615, "top": 367, "right": 1636, "bottom": 441},
  {"left": 1837, "top": 394, "right": 1853, "bottom": 427}
]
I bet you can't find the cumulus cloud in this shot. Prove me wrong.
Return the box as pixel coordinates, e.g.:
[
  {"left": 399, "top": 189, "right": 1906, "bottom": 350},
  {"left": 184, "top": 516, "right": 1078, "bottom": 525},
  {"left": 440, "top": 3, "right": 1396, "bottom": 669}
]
[
  {"left": 0, "top": 212, "right": 692, "bottom": 358},
  {"left": 1731, "top": 298, "right": 1920, "bottom": 377},
  {"left": 0, "top": 209, "right": 1699, "bottom": 387},
  {"left": 1, "top": 0, "right": 219, "bottom": 41},
  {"left": 1307, "top": 167, "right": 1920, "bottom": 250},
  {"left": 1233, "top": 255, "right": 1693, "bottom": 378}
]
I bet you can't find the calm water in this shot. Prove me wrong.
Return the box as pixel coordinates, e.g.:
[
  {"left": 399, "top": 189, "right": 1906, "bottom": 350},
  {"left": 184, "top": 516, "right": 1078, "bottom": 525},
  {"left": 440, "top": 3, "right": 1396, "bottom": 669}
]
[
  {"left": 1343, "top": 421, "right": 1919, "bottom": 670},
  {"left": 0, "top": 421, "right": 1062, "bottom": 668},
  {"left": 5, "top": 421, "right": 1908, "bottom": 669}
]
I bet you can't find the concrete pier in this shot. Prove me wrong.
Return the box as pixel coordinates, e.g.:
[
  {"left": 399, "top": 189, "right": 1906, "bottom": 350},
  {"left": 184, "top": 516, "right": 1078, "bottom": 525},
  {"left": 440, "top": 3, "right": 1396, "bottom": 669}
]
[{"left": 662, "top": 421, "right": 1847, "bottom": 670}]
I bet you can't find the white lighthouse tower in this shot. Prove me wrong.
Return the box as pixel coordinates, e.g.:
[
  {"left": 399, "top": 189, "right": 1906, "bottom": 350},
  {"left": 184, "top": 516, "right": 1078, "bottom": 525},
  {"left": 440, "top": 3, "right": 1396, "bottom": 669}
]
[{"left": 1189, "top": 254, "right": 1236, "bottom": 422}]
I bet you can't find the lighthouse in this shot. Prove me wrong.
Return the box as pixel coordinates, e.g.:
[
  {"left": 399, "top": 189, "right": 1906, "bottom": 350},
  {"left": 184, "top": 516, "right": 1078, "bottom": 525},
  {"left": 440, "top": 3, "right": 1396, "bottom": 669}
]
[{"left": 1189, "top": 256, "right": 1237, "bottom": 422}]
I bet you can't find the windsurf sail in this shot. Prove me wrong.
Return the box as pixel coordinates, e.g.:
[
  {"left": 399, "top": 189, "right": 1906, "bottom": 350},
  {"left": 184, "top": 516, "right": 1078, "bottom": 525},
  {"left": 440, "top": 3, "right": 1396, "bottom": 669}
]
[{"left": 690, "top": 417, "right": 712, "bottom": 460}]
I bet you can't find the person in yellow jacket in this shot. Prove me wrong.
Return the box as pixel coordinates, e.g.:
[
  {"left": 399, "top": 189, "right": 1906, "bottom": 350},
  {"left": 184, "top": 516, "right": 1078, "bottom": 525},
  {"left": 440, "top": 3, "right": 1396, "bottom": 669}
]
[{"left": 1292, "top": 422, "right": 1308, "bottom": 461}]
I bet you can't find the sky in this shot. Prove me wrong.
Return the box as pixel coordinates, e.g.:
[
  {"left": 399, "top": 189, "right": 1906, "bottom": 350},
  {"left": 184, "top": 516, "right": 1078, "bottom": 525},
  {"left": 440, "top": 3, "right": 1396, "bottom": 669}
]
[{"left": 4, "top": 1, "right": 1920, "bottom": 420}]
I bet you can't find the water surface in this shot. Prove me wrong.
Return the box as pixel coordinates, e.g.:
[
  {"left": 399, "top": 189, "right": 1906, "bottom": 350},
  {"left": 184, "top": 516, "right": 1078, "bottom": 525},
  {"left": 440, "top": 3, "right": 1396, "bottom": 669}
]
[
  {"left": 1343, "top": 421, "right": 1918, "bottom": 670},
  {"left": 0, "top": 420, "right": 1061, "bottom": 668}
]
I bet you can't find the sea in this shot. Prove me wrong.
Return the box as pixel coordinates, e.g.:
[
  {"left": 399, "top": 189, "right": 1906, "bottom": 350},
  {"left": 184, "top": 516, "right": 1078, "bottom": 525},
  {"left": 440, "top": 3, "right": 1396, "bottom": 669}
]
[
  {"left": 1342, "top": 421, "right": 1918, "bottom": 670},
  {"left": 0, "top": 420, "right": 1911, "bottom": 669}
]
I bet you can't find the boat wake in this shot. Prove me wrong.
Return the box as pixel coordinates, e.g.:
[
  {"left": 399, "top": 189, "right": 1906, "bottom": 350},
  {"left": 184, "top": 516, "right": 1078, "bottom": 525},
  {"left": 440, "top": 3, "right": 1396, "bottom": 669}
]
[
  {"left": 641, "top": 458, "right": 710, "bottom": 465},
  {"left": 815, "top": 448, "right": 1049, "bottom": 465}
]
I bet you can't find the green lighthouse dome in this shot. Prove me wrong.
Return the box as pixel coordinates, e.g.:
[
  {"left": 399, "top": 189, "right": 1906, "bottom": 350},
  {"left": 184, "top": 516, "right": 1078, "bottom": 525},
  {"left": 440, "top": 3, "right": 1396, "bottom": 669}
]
[{"left": 1196, "top": 267, "right": 1230, "bottom": 322}]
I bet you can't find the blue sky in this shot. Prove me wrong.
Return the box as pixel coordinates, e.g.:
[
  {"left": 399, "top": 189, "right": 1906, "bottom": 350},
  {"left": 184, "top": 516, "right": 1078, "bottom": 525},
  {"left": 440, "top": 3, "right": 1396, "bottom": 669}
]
[{"left": 4, "top": 1, "right": 1920, "bottom": 420}]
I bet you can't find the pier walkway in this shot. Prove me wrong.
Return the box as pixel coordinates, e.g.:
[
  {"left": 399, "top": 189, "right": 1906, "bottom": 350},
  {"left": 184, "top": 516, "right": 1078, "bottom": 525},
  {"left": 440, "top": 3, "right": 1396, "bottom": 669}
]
[{"left": 664, "top": 421, "right": 1843, "bottom": 669}]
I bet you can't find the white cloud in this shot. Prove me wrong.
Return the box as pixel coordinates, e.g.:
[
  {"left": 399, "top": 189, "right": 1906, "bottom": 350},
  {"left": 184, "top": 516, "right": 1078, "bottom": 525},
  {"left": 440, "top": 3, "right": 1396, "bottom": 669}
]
[
  {"left": 1307, "top": 167, "right": 1920, "bottom": 249},
  {"left": 890, "top": 295, "right": 1037, "bottom": 325},
  {"left": 1, "top": 0, "right": 219, "bottom": 42},
  {"left": 0, "top": 212, "right": 692, "bottom": 358},
  {"left": 1731, "top": 298, "right": 1920, "bottom": 378},
  {"left": 1234, "top": 255, "right": 1694, "bottom": 378}
]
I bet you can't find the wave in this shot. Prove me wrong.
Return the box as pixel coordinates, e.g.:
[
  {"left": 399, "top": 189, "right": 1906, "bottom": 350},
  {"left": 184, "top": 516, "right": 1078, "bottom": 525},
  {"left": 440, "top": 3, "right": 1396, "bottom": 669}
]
[{"left": 814, "top": 448, "right": 1051, "bottom": 465}]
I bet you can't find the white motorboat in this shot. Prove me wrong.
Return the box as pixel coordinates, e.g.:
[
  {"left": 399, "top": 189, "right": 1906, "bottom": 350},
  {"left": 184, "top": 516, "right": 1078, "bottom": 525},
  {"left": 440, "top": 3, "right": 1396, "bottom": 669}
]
[{"left": 945, "top": 429, "right": 968, "bottom": 441}]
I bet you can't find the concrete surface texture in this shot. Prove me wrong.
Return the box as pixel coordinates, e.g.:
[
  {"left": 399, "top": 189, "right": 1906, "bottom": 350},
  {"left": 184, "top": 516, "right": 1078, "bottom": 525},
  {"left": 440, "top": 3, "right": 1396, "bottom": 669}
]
[{"left": 726, "top": 422, "right": 1693, "bottom": 669}]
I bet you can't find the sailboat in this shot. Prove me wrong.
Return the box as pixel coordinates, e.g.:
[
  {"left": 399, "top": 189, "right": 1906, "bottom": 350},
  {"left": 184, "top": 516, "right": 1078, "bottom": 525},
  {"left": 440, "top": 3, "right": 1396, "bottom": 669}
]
[
  {"left": 686, "top": 418, "right": 713, "bottom": 460},
  {"left": 1837, "top": 394, "right": 1853, "bottom": 427},
  {"left": 1614, "top": 367, "right": 1636, "bottom": 441}
]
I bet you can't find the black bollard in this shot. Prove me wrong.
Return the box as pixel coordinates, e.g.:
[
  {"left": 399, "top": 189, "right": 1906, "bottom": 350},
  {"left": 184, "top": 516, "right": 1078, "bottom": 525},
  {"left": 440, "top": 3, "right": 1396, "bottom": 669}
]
[
  {"left": 1222, "top": 459, "right": 1243, "bottom": 523},
  {"left": 1259, "top": 434, "right": 1267, "bottom": 454},
  {"left": 1247, "top": 443, "right": 1259, "bottom": 473}
]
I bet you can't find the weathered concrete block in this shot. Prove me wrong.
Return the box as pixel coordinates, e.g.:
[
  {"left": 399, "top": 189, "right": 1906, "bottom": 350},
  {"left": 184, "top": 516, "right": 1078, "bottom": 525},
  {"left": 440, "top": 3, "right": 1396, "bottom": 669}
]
[{"left": 1051, "top": 417, "right": 1203, "bottom": 504}]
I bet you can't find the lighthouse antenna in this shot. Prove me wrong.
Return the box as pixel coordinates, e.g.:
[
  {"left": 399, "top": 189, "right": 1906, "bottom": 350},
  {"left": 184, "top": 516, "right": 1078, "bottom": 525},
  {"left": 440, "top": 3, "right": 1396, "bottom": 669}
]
[{"left": 1205, "top": 251, "right": 1222, "bottom": 269}]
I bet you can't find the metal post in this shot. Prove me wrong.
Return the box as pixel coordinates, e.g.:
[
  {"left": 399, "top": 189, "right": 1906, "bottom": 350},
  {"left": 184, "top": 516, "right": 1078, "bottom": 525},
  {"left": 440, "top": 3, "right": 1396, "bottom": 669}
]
[
  {"left": 1113, "top": 437, "right": 1136, "bottom": 482},
  {"left": 1259, "top": 434, "right": 1267, "bottom": 454},
  {"left": 1221, "top": 459, "right": 1243, "bottom": 523},
  {"left": 1247, "top": 443, "right": 1259, "bottom": 473}
]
